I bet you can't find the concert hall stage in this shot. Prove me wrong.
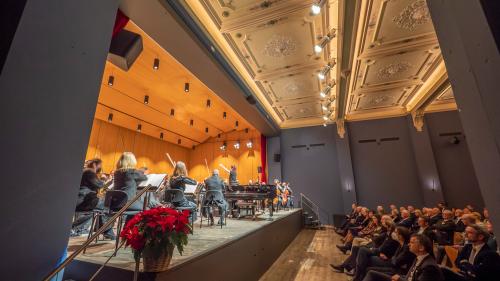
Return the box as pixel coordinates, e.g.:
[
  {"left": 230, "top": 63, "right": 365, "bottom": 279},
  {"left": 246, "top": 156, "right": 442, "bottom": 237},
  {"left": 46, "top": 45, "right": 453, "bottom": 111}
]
[{"left": 65, "top": 209, "right": 302, "bottom": 281}]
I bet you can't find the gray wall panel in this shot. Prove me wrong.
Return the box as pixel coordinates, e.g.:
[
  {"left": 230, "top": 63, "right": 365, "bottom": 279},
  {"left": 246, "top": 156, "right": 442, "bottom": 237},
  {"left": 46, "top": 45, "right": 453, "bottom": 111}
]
[{"left": 280, "top": 126, "right": 344, "bottom": 223}]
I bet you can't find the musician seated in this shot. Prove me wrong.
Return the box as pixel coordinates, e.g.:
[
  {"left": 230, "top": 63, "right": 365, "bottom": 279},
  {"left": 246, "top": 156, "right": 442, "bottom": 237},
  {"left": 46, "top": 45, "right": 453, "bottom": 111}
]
[
  {"left": 113, "top": 152, "right": 162, "bottom": 212},
  {"left": 202, "top": 169, "right": 228, "bottom": 225},
  {"left": 168, "top": 161, "right": 197, "bottom": 220},
  {"left": 72, "top": 158, "right": 115, "bottom": 239}
]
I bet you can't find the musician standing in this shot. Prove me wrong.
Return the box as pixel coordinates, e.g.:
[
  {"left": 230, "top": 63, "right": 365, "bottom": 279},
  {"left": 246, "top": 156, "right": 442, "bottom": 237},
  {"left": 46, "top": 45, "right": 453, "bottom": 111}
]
[
  {"left": 229, "top": 165, "right": 239, "bottom": 186},
  {"left": 203, "top": 169, "right": 228, "bottom": 225}
]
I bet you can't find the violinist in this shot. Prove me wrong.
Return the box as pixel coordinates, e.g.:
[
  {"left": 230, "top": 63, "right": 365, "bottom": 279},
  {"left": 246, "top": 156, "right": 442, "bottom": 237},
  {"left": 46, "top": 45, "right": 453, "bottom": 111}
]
[{"left": 72, "top": 158, "right": 115, "bottom": 239}]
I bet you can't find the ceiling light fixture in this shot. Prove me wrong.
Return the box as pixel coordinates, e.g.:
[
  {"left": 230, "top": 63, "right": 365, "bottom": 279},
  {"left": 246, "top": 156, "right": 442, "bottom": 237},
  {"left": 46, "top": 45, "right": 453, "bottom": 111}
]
[
  {"left": 206, "top": 99, "right": 211, "bottom": 108},
  {"left": 246, "top": 140, "right": 253, "bottom": 149},
  {"left": 170, "top": 109, "right": 175, "bottom": 116},
  {"left": 311, "top": 0, "right": 326, "bottom": 15},
  {"left": 323, "top": 116, "right": 329, "bottom": 121},
  {"left": 137, "top": 124, "right": 142, "bottom": 132},
  {"left": 107, "top": 113, "right": 113, "bottom": 122},
  {"left": 320, "top": 84, "right": 332, "bottom": 98},
  {"left": 323, "top": 123, "right": 327, "bottom": 127},
  {"left": 153, "top": 58, "right": 160, "bottom": 70},
  {"left": 235, "top": 120, "right": 239, "bottom": 128},
  {"left": 178, "top": 139, "right": 181, "bottom": 144},
  {"left": 184, "top": 82, "right": 190, "bottom": 93},
  {"left": 190, "top": 119, "right": 194, "bottom": 126},
  {"left": 220, "top": 141, "right": 227, "bottom": 151},
  {"left": 205, "top": 127, "right": 209, "bottom": 133},
  {"left": 322, "top": 104, "right": 328, "bottom": 111},
  {"left": 160, "top": 132, "right": 164, "bottom": 139},
  {"left": 223, "top": 112, "right": 227, "bottom": 119},
  {"left": 108, "top": 75, "right": 114, "bottom": 86},
  {"left": 314, "top": 30, "right": 336, "bottom": 54},
  {"left": 318, "top": 60, "right": 336, "bottom": 80},
  {"left": 234, "top": 141, "right": 240, "bottom": 150},
  {"left": 144, "top": 95, "right": 149, "bottom": 104}
]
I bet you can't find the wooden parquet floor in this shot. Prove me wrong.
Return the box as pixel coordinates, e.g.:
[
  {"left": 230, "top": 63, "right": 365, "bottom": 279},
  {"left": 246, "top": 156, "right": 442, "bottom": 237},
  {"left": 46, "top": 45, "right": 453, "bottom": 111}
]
[{"left": 260, "top": 226, "right": 349, "bottom": 281}]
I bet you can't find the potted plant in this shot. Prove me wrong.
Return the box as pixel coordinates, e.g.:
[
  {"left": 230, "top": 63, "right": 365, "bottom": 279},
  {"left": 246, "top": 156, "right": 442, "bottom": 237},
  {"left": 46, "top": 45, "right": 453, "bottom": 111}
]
[{"left": 120, "top": 207, "right": 191, "bottom": 272}]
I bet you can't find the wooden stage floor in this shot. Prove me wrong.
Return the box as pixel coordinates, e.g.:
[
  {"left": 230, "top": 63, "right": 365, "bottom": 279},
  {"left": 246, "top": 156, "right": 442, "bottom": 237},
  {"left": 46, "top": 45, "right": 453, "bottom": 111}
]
[
  {"left": 260, "top": 226, "right": 349, "bottom": 281},
  {"left": 68, "top": 209, "right": 301, "bottom": 272}
]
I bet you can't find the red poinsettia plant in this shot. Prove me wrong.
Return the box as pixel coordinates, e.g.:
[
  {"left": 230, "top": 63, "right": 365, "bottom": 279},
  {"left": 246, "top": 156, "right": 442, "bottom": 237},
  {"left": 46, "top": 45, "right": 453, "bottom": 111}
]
[{"left": 120, "top": 207, "right": 191, "bottom": 262}]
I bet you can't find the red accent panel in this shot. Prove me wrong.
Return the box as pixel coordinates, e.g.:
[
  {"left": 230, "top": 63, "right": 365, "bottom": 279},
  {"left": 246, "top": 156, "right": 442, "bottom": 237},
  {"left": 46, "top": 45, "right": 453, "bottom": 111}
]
[
  {"left": 112, "top": 9, "right": 129, "bottom": 38},
  {"left": 260, "top": 134, "right": 267, "bottom": 183}
]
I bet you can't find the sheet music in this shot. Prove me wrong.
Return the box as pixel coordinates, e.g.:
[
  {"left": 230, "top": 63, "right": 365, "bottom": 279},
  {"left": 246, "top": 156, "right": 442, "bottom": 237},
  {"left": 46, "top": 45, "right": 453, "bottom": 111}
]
[
  {"left": 139, "top": 174, "right": 167, "bottom": 187},
  {"left": 184, "top": 183, "right": 197, "bottom": 194}
]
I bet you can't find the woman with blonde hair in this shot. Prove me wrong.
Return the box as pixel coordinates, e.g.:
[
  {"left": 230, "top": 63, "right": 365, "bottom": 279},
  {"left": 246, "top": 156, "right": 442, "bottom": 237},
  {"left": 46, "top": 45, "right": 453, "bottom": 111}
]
[
  {"left": 113, "top": 152, "right": 161, "bottom": 211},
  {"left": 168, "top": 161, "right": 197, "bottom": 218}
]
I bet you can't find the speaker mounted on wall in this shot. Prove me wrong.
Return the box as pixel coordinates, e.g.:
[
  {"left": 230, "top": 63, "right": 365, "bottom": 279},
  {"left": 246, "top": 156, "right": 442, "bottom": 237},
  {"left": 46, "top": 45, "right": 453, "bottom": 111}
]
[
  {"left": 273, "top": 153, "right": 281, "bottom": 162},
  {"left": 108, "top": 29, "right": 143, "bottom": 71}
]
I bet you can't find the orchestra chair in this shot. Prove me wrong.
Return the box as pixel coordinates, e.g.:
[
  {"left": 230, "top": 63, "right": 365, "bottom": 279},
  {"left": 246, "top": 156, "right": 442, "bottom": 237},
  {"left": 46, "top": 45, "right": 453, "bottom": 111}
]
[
  {"left": 103, "top": 190, "right": 141, "bottom": 256},
  {"left": 78, "top": 209, "right": 102, "bottom": 254},
  {"left": 200, "top": 190, "right": 227, "bottom": 229},
  {"left": 164, "top": 189, "right": 195, "bottom": 234}
]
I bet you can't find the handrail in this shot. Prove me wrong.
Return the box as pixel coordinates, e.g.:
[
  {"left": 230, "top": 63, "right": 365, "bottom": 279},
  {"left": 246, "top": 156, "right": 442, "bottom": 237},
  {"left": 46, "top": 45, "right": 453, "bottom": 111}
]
[
  {"left": 299, "top": 193, "right": 331, "bottom": 224},
  {"left": 43, "top": 184, "right": 153, "bottom": 281}
]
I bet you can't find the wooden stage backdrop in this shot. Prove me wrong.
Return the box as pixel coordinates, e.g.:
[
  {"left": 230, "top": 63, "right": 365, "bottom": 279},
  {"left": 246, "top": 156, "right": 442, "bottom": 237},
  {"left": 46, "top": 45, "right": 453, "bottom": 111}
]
[{"left": 85, "top": 119, "right": 263, "bottom": 183}]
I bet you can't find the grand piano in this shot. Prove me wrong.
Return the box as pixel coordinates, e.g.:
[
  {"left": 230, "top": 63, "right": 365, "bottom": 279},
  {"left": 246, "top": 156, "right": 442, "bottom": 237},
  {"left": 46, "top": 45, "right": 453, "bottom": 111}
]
[{"left": 224, "top": 184, "right": 276, "bottom": 219}]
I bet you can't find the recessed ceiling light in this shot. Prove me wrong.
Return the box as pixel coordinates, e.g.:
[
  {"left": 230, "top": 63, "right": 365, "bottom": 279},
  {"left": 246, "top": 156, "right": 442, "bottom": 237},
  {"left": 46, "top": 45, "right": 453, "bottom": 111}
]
[{"left": 153, "top": 58, "right": 160, "bottom": 70}]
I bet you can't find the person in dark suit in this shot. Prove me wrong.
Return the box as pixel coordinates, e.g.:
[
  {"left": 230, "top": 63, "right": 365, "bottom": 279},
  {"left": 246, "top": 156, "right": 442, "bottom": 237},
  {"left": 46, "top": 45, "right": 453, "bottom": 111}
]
[
  {"left": 396, "top": 210, "right": 414, "bottom": 229},
  {"left": 413, "top": 216, "right": 435, "bottom": 243},
  {"left": 429, "top": 208, "right": 443, "bottom": 226},
  {"left": 442, "top": 224, "right": 500, "bottom": 281},
  {"left": 113, "top": 152, "right": 161, "bottom": 211},
  {"left": 363, "top": 234, "right": 444, "bottom": 281},
  {"left": 202, "top": 169, "right": 228, "bottom": 225},
  {"left": 353, "top": 227, "right": 415, "bottom": 281},
  {"left": 433, "top": 209, "right": 456, "bottom": 245},
  {"left": 332, "top": 222, "right": 399, "bottom": 274},
  {"left": 168, "top": 161, "right": 197, "bottom": 220}
]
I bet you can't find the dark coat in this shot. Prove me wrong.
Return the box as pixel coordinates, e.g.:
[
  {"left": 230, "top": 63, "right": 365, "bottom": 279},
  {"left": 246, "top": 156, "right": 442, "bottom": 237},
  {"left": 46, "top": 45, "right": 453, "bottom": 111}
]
[
  {"left": 378, "top": 234, "right": 400, "bottom": 258},
  {"left": 397, "top": 217, "right": 414, "bottom": 229},
  {"left": 75, "top": 169, "right": 104, "bottom": 211},
  {"left": 455, "top": 243, "right": 500, "bottom": 281},
  {"left": 113, "top": 169, "right": 147, "bottom": 210},
  {"left": 404, "top": 255, "right": 444, "bottom": 281},
  {"left": 433, "top": 219, "right": 455, "bottom": 245},
  {"left": 391, "top": 244, "right": 416, "bottom": 275}
]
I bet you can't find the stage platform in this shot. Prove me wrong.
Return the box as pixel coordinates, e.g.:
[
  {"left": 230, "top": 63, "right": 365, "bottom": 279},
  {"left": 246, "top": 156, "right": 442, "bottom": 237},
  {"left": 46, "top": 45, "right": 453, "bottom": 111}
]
[{"left": 65, "top": 208, "right": 302, "bottom": 281}]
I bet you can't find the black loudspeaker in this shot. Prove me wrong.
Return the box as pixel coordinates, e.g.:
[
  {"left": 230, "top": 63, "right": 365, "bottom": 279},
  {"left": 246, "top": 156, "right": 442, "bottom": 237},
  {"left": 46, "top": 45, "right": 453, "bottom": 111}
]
[
  {"left": 273, "top": 154, "right": 281, "bottom": 162},
  {"left": 108, "top": 29, "right": 143, "bottom": 71},
  {"left": 257, "top": 166, "right": 262, "bottom": 173},
  {"left": 246, "top": 95, "right": 257, "bottom": 105}
]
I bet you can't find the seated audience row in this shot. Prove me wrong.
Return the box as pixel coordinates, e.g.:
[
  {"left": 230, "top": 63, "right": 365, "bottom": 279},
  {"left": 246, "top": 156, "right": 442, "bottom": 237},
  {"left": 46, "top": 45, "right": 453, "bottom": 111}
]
[{"left": 332, "top": 203, "right": 499, "bottom": 281}]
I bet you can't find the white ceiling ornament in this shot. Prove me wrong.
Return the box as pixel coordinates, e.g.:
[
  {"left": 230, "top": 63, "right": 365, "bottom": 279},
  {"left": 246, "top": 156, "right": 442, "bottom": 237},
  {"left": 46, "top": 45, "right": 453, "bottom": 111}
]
[
  {"left": 392, "top": 0, "right": 431, "bottom": 31},
  {"left": 369, "top": 95, "right": 390, "bottom": 105},
  {"left": 284, "top": 82, "right": 302, "bottom": 95},
  {"left": 263, "top": 34, "right": 298, "bottom": 58},
  {"left": 377, "top": 61, "right": 412, "bottom": 79}
]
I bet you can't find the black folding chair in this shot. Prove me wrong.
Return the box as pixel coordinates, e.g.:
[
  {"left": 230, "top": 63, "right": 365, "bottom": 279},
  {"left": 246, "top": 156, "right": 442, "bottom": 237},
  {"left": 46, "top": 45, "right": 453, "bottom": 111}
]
[
  {"left": 103, "top": 190, "right": 141, "bottom": 256},
  {"left": 200, "top": 190, "right": 227, "bottom": 229},
  {"left": 164, "top": 189, "right": 195, "bottom": 234}
]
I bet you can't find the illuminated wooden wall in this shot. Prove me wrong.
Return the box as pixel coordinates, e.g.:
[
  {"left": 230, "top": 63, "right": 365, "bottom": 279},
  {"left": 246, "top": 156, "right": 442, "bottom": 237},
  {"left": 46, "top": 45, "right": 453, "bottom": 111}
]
[
  {"left": 85, "top": 120, "right": 263, "bottom": 183},
  {"left": 85, "top": 119, "right": 190, "bottom": 174},
  {"left": 189, "top": 129, "right": 262, "bottom": 183}
]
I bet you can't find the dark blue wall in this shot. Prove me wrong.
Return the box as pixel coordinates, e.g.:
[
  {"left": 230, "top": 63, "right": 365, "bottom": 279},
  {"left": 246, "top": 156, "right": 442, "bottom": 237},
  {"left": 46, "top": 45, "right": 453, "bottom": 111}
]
[
  {"left": 425, "top": 111, "right": 484, "bottom": 208},
  {"left": 280, "top": 126, "right": 344, "bottom": 223},
  {"left": 348, "top": 117, "right": 424, "bottom": 209}
]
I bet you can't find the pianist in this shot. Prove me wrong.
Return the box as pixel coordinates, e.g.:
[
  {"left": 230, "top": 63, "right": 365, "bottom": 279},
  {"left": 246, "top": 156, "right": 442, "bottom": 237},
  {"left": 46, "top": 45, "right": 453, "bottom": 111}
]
[{"left": 202, "top": 169, "right": 228, "bottom": 225}]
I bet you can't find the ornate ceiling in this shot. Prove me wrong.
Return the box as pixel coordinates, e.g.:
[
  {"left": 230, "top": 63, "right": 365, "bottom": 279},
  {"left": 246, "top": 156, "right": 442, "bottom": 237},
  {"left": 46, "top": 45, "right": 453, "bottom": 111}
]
[
  {"left": 184, "top": 0, "right": 339, "bottom": 128},
  {"left": 183, "top": 0, "right": 457, "bottom": 133}
]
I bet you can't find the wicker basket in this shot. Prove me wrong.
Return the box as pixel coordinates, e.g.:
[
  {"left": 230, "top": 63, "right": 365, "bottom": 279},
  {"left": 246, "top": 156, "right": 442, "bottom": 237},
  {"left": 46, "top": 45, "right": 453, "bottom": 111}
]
[{"left": 142, "top": 244, "right": 175, "bottom": 272}]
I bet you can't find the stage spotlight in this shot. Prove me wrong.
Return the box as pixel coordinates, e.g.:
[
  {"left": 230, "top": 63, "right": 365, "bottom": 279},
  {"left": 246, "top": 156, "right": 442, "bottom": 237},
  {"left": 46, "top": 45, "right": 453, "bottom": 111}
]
[
  {"left": 144, "top": 95, "right": 149, "bottom": 104},
  {"left": 190, "top": 119, "right": 194, "bottom": 126},
  {"left": 108, "top": 75, "right": 114, "bottom": 86},
  {"left": 137, "top": 124, "right": 142, "bottom": 132},
  {"left": 323, "top": 123, "right": 327, "bottom": 127},
  {"left": 153, "top": 58, "right": 160, "bottom": 70},
  {"left": 220, "top": 142, "right": 227, "bottom": 151},
  {"left": 235, "top": 120, "right": 239, "bottom": 128},
  {"left": 206, "top": 99, "right": 211, "bottom": 108},
  {"left": 160, "top": 132, "right": 164, "bottom": 139},
  {"left": 107, "top": 113, "right": 113, "bottom": 122},
  {"left": 178, "top": 139, "right": 181, "bottom": 144},
  {"left": 314, "top": 30, "right": 336, "bottom": 53},
  {"left": 223, "top": 112, "right": 227, "bottom": 119},
  {"left": 311, "top": 0, "right": 326, "bottom": 15},
  {"left": 246, "top": 140, "right": 253, "bottom": 149},
  {"left": 234, "top": 141, "right": 240, "bottom": 150},
  {"left": 318, "top": 61, "right": 335, "bottom": 80},
  {"left": 323, "top": 116, "right": 329, "bottom": 121},
  {"left": 205, "top": 127, "right": 209, "bottom": 133},
  {"left": 170, "top": 109, "right": 175, "bottom": 116},
  {"left": 320, "top": 84, "right": 332, "bottom": 98},
  {"left": 184, "top": 82, "right": 190, "bottom": 92}
]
